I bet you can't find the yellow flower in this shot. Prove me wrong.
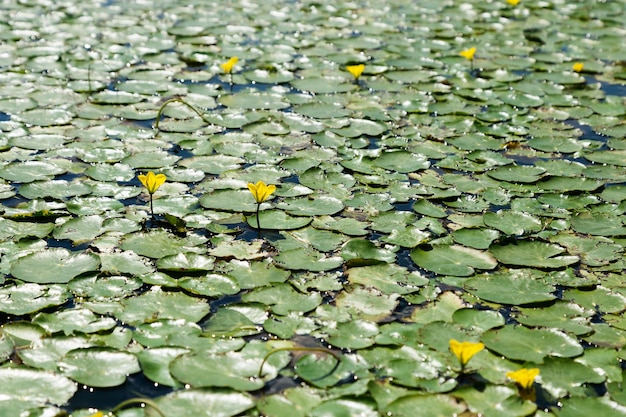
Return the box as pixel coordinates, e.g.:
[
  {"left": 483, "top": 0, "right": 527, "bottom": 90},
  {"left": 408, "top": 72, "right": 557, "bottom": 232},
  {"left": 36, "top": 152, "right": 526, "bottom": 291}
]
[
  {"left": 572, "top": 62, "right": 584, "bottom": 73},
  {"left": 507, "top": 368, "right": 540, "bottom": 390},
  {"left": 247, "top": 181, "right": 276, "bottom": 204},
  {"left": 220, "top": 57, "right": 238, "bottom": 74},
  {"left": 89, "top": 412, "right": 104, "bottom": 417},
  {"left": 449, "top": 339, "right": 484, "bottom": 366},
  {"left": 346, "top": 64, "right": 365, "bottom": 79},
  {"left": 138, "top": 172, "right": 166, "bottom": 195},
  {"left": 459, "top": 47, "right": 476, "bottom": 61},
  {"left": 506, "top": 0, "right": 520, "bottom": 5}
]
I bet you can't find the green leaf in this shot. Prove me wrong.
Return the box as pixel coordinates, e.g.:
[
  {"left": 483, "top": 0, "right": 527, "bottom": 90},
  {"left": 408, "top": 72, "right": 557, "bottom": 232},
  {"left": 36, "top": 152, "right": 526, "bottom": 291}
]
[
  {"left": 324, "top": 319, "right": 379, "bottom": 349},
  {"left": 411, "top": 244, "right": 497, "bottom": 276},
  {"left": 490, "top": 241, "right": 579, "bottom": 268},
  {"left": 170, "top": 341, "right": 290, "bottom": 390},
  {"left": 347, "top": 263, "right": 427, "bottom": 295},
  {"left": 384, "top": 394, "right": 466, "bottom": 417},
  {"left": 156, "top": 252, "right": 215, "bottom": 272},
  {"left": 247, "top": 210, "right": 313, "bottom": 230},
  {"left": 455, "top": 385, "right": 536, "bottom": 417},
  {"left": 243, "top": 282, "right": 322, "bottom": 315},
  {"left": 149, "top": 389, "right": 255, "bottom": 417},
  {"left": 0, "top": 368, "right": 76, "bottom": 405},
  {"left": 553, "top": 395, "right": 626, "bottom": 417},
  {"left": 10, "top": 248, "right": 100, "bottom": 284},
  {"left": 483, "top": 210, "right": 543, "bottom": 235},
  {"left": 137, "top": 347, "right": 190, "bottom": 388},
  {"left": 463, "top": 269, "right": 557, "bottom": 305},
  {"left": 0, "top": 283, "right": 68, "bottom": 315},
  {"left": 341, "top": 238, "right": 396, "bottom": 266},
  {"left": 482, "top": 325, "right": 583, "bottom": 363},
  {"left": 59, "top": 347, "right": 140, "bottom": 387},
  {"left": 115, "top": 287, "right": 210, "bottom": 326},
  {"left": 274, "top": 247, "right": 343, "bottom": 271}
]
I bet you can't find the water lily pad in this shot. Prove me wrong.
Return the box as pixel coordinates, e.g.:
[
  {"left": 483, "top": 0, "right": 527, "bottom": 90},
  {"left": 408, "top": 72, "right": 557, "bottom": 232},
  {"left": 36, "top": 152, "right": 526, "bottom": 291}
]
[
  {"left": 0, "top": 218, "right": 54, "bottom": 240},
  {"left": 553, "top": 395, "right": 626, "bottom": 417},
  {"left": 18, "top": 335, "right": 91, "bottom": 371},
  {"left": 19, "top": 179, "right": 92, "bottom": 199},
  {"left": 247, "top": 210, "right": 313, "bottom": 230},
  {"left": 325, "top": 319, "right": 379, "bottom": 349},
  {"left": 149, "top": 389, "right": 255, "bottom": 417},
  {"left": 515, "top": 301, "right": 593, "bottom": 336},
  {"left": 115, "top": 287, "right": 210, "bottom": 325},
  {"left": 170, "top": 341, "right": 290, "bottom": 390},
  {"left": 69, "top": 274, "right": 144, "bottom": 300},
  {"left": 16, "top": 108, "right": 73, "bottom": 126},
  {"left": 278, "top": 195, "right": 345, "bottom": 216},
  {"left": 563, "top": 286, "right": 626, "bottom": 315},
  {"left": 570, "top": 212, "right": 626, "bottom": 236},
  {"left": 281, "top": 227, "right": 347, "bottom": 252},
  {"left": 487, "top": 165, "right": 546, "bottom": 183},
  {"left": 178, "top": 274, "right": 240, "bottom": 297},
  {"left": 490, "top": 241, "right": 579, "bottom": 268},
  {"left": 11, "top": 248, "right": 100, "bottom": 284},
  {"left": 384, "top": 394, "right": 466, "bottom": 417},
  {"left": 294, "top": 102, "right": 351, "bottom": 119},
  {"left": 66, "top": 196, "right": 125, "bottom": 215},
  {"left": 0, "top": 368, "right": 76, "bottom": 405},
  {"left": 411, "top": 244, "right": 497, "bottom": 276},
  {"left": 137, "top": 347, "right": 190, "bottom": 388},
  {"left": 336, "top": 286, "right": 399, "bottom": 321},
  {"left": 220, "top": 259, "right": 290, "bottom": 289},
  {"left": 53, "top": 215, "right": 105, "bottom": 243},
  {"left": 121, "top": 230, "right": 206, "bottom": 258},
  {"left": 452, "top": 308, "right": 505, "bottom": 332},
  {"left": 309, "top": 399, "right": 378, "bottom": 417},
  {"left": 99, "top": 251, "right": 155, "bottom": 276},
  {"left": 202, "top": 308, "right": 262, "bottom": 338},
  {"left": 218, "top": 92, "right": 289, "bottom": 110},
  {"left": 347, "top": 263, "right": 427, "bottom": 295},
  {"left": 451, "top": 228, "right": 499, "bottom": 249},
  {"left": 483, "top": 210, "right": 543, "bottom": 235},
  {"left": 482, "top": 325, "right": 583, "bottom": 363},
  {"left": 464, "top": 269, "right": 557, "bottom": 305},
  {"left": 243, "top": 282, "right": 322, "bottom": 315},
  {"left": 59, "top": 347, "right": 140, "bottom": 387},
  {"left": 374, "top": 151, "right": 430, "bottom": 173},
  {"left": 33, "top": 308, "right": 116, "bottom": 335},
  {"left": 342, "top": 239, "right": 396, "bottom": 266},
  {"left": 454, "top": 384, "right": 536, "bottom": 417},
  {"left": 0, "top": 283, "right": 68, "bottom": 315},
  {"left": 157, "top": 252, "right": 215, "bottom": 272},
  {"left": 0, "top": 161, "right": 66, "bottom": 182}
]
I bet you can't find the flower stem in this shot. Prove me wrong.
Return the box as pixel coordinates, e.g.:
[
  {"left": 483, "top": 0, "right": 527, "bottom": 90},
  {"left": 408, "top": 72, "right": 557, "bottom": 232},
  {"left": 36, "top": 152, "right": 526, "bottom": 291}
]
[
  {"left": 150, "top": 194, "right": 155, "bottom": 220},
  {"left": 154, "top": 97, "right": 213, "bottom": 130},
  {"left": 256, "top": 202, "right": 261, "bottom": 238}
]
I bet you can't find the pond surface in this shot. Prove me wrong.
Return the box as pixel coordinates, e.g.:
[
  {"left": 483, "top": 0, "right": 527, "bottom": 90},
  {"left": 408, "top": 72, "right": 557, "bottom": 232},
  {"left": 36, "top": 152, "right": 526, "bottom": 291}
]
[{"left": 1, "top": 0, "right": 626, "bottom": 416}]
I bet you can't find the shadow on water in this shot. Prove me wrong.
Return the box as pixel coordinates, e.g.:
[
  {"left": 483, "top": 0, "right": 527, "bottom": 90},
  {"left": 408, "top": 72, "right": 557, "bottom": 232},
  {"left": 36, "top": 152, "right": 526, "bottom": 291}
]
[{"left": 62, "top": 373, "right": 174, "bottom": 413}]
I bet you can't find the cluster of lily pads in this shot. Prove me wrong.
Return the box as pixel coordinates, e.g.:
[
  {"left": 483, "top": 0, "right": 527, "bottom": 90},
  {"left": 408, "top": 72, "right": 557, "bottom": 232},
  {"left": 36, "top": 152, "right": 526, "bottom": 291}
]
[{"left": 1, "top": 0, "right": 626, "bottom": 416}]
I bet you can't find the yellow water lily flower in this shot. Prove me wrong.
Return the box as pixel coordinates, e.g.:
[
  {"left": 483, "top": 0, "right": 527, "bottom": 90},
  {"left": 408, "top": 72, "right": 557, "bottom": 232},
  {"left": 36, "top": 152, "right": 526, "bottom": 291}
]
[
  {"left": 459, "top": 47, "right": 476, "bottom": 61},
  {"left": 88, "top": 412, "right": 104, "bottom": 417},
  {"left": 572, "top": 62, "right": 584, "bottom": 73},
  {"left": 449, "top": 339, "right": 484, "bottom": 367},
  {"left": 346, "top": 64, "right": 365, "bottom": 79},
  {"left": 506, "top": 0, "right": 520, "bottom": 6},
  {"left": 138, "top": 172, "right": 166, "bottom": 195},
  {"left": 507, "top": 368, "right": 540, "bottom": 390},
  {"left": 248, "top": 181, "right": 276, "bottom": 204},
  {"left": 220, "top": 57, "right": 238, "bottom": 74}
]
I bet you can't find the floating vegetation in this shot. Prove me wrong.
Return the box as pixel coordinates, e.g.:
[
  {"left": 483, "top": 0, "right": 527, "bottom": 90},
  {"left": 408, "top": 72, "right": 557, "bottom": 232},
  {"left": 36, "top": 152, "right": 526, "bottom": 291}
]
[{"left": 0, "top": 0, "right": 625, "bottom": 416}]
